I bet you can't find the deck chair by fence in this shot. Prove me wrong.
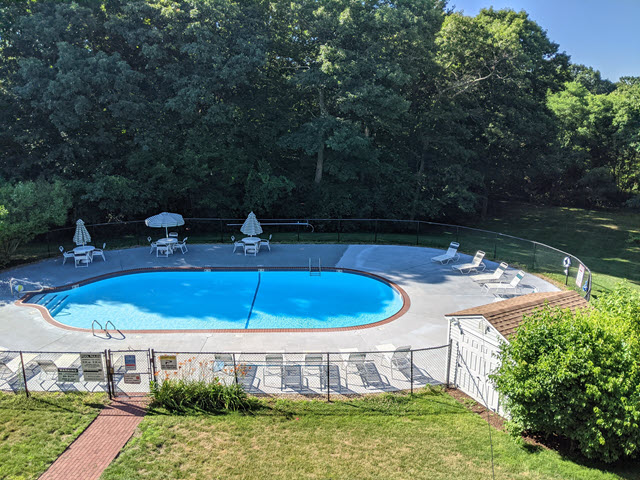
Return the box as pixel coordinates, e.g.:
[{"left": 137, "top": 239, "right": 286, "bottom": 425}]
[
  {"left": 390, "top": 346, "right": 412, "bottom": 380},
  {"left": 282, "top": 364, "right": 308, "bottom": 391},
  {"left": 320, "top": 364, "right": 343, "bottom": 391},
  {"left": 356, "top": 362, "right": 390, "bottom": 389},
  {"left": 237, "top": 363, "right": 260, "bottom": 392},
  {"left": 471, "top": 262, "right": 508, "bottom": 283},
  {"left": 304, "top": 354, "right": 324, "bottom": 380},
  {"left": 431, "top": 242, "right": 460, "bottom": 264},
  {"left": 263, "top": 353, "right": 283, "bottom": 386},
  {"left": 452, "top": 250, "right": 486, "bottom": 274},
  {"left": 174, "top": 237, "right": 188, "bottom": 254},
  {"left": 213, "top": 354, "right": 236, "bottom": 383},
  {"left": 483, "top": 270, "right": 526, "bottom": 296},
  {"left": 59, "top": 246, "right": 74, "bottom": 265},
  {"left": 231, "top": 236, "right": 244, "bottom": 253}
]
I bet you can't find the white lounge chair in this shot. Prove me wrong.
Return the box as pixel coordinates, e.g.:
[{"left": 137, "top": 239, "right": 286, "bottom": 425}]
[
  {"left": 92, "top": 243, "right": 106, "bottom": 261},
  {"left": 244, "top": 243, "right": 258, "bottom": 256},
  {"left": 452, "top": 250, "right": 486, "bottom": 274},
  {"left": 483, "top": 270, "right": 526, "bottom": 296},
  {"left": 471, "top": 262, "right": 508, "bottom": 283},
  {"left": 174, "top": 237, "right": 188, "bottom": 254},
  {"left": 156, "top": 244, "right": 170, "bottom": 257},
  {"left": 260, "top": 234, "right": 272, "bottom": 252},
  {"left": 431, "top": 242, "right": 460, "bottom": 264},
  {"left": 148, "top": 237, "right": 157, "bottom": 254},
  {"left": 263, "top": 353, "right": 283, "bottom": 387},
  {"left": 59, "top": 246, "right": 74, "bottom": 265},
  {"left": 231, "top": 236, "right": 244, "bottom": 253}
]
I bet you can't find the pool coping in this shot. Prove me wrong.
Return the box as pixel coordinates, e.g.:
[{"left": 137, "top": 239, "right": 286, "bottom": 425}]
[{"left": 15, "top": 266, "right": 411, "bottom": 334}]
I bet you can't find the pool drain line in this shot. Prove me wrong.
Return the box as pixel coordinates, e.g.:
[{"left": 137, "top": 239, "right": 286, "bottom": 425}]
[{"left": 244, "top": 271, "right": 262, "bottom": 329}]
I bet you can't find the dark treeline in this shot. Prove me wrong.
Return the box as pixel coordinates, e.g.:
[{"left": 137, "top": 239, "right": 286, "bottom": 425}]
[{"left": 1, "top": 0, "right": 639, "bottom": 229}]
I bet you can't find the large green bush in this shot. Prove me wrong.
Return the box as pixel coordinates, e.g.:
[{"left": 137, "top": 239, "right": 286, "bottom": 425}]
[
  {"left": 150, "top": 379, "right": 256, "bottom": 413},
  {"left": 493, "top": 286, "right": 640, "bottom": 462}
]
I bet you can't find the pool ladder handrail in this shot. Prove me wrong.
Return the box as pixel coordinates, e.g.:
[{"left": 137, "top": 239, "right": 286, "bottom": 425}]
[
  {"left": 309, "top": 258, "right": 321, "bottom": 276},
  {"left": 92, "top": 319, "right": 123, "bottom": 339}
]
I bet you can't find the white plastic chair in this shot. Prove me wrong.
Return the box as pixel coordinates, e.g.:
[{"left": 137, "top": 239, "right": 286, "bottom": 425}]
[
  {"left": 174, "top": 237, "right": 188, "bottom": 254},
  {"left": 260, "top": 234, "right": 272, "bottom": 252},
  {"left": 231, "top": 236, "right": 244, "bottom": 253},
  {"left": 148, "top": 237, "right": 157, "bottom": 254},
  {"left": 431, "top": 242, "right": 460, "bottom": 264},
  {"left": 74, "top": 253, "right": 90, "bottom": 268},
  {"left": 168, "top": 232, "right": 179, "bottom": 238},
  {"left": 244, "top": 243, "right": 258, "bottom": 256},
  {"left": 156, "top": 245, "right": 170, "bottom": 257},
  {"left": 92, "top": 243, "right": 106, "bottom": 261},
  {"left": 452, "top": 250, "right": 486, "bottom": 274},
  {"left": 59, "top": 246, "right": 74, "bottom": 265}
]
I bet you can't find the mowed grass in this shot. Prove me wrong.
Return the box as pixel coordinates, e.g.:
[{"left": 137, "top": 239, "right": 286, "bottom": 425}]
[
  {"left": 473, "top": 202, "right": 640, "bottom": 296},
  {"left": 0, "top": 392, "right": 107, "bottom": 480},
  {"left": 101, "top": 389, "right": 638, "bottom": 480}
]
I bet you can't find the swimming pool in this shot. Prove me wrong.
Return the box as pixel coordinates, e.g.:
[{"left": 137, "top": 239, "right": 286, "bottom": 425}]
[{"left": 29, "top": 270, "right": 406, "bottom": 331}]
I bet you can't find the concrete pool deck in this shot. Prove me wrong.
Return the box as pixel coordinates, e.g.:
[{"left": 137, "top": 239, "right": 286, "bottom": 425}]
[{"left": 0, "top": 244, "right": 558, "bottom": 352}]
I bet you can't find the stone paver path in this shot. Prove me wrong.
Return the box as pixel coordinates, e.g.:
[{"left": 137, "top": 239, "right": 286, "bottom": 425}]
[{"left": 40, "top": 395, "right": 149, "bottom": 480}]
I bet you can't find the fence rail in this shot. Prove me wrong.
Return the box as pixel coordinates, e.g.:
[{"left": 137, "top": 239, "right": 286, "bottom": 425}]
[
  {"left": 0, "top": 345, "right": 451, "bottom": 401},
  {"left": 15, "top": 217, "right": 592, "bottom": 299}
]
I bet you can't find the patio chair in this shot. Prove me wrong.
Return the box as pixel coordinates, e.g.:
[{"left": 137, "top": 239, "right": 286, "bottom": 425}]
[
  {"left": 483, "top": 270, "right": 526, "bottom": 296},
  {"left": 471, "top": 262, "right": 508, "bottom": 283},
  {"left": 263, "top": 353, "right": 283, "bottom": 387},
  {"left": 260, "top": 234, "right": 272, "bottom": 252},
  {"left": 92, "top": 243, "right": 106, "bottom": 261},
  {"left": 431, "top": 242, "right": 460, "bottom": 264},
  {"left": 213, "top": 353, "right": 236, "bottom": 384},
  {"left": 168, "top": 232, "right": 179, "bottom": 238},
  {"left": 74, "top": 252, "right": 90, "bottom": 268},
  {"left": 237, "top": 363, "right": 260, "bottom": 392},
  {"left": 345, "top": 352, "right": 367, "bottom": 380},
  {"left": 390, "top": 346, "right": 412, "bottom": 380},
  {"left": 231, "top": 236, "right": 244, "bottom": 253},
  {"left": 0, "top": 360, "right": 18, "bottom": 387},
  {"left": 59, "top": 246, "right": 74, "bottom": 265},
  {"left": 356, "top": 362, "right": 390, "bottom": 389},
  {"left": 282, "top": 364, "right": 308, "bottom": 391},
  {"left": 174, "top": 237, "right": 188, "bottom": 254},
  {"left": 244, "top": 242, "right": 258, "bottom": 256},
  {"left": 320, "top": 364, "right": 343, "bottom": 391},
  {"left": 156, "top": 244, "right": 170, "bottom": 257},
  {"left": 304, "top": 353, "right": 324, "bottom": 379},
  {"left": 148, "top": 237, "right": 157, "bottom": 254},
  {"left": 36, "top": 359, "right": 58, "bottom": 387},
  {"left": 452, "top": 250, "right": 486, "bottom": 274}
]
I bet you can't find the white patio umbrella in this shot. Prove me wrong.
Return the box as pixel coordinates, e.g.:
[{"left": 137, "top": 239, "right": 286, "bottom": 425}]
[
  {"left": 145, "top": 212, "right": 185, "bottom": 238},
  {"left": 73, "top": 219, "right": 91, "bottom": 246},
  {"left": 240, "top": 211, "right": 263, "bottom": 237}
]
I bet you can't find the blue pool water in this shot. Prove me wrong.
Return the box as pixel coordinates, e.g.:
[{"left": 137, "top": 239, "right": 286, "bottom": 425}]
[{"left": 34, "top": 271, "right": 404, "bottom": 330}]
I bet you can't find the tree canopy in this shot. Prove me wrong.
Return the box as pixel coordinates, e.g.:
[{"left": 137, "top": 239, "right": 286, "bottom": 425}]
[{"left": 0, "top": 0, "right": 638, "bottom": 225}]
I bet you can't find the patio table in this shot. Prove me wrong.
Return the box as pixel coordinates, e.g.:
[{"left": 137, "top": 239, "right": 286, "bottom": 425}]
[
  {"left": 73, "top": 246, "right": 95, "bottom": 255},
  {"left": 241, "top": 237, "right": 261, "bottom": 245},
  {"left": 157, "top": 237, "right": 178, "bottom": 253}
]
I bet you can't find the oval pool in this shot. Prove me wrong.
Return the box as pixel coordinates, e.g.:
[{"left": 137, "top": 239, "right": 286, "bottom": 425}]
[{"left": 29, "top": 270, "right": 406, "bottom": 331}]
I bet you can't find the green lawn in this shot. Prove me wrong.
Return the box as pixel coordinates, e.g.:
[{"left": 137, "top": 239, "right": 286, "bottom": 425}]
[
  {"left": 472, "top": 202, "right": 640, "bottom": 296},
  {"left": 0, "top": 392, "right": 107, "bottom": 480},
  {"left": 100, "top": 389, "right": 639, "bottom": 480}
]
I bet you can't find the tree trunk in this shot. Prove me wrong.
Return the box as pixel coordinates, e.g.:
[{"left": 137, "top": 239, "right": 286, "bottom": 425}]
[{"left": 314, "top": 88, "right": 328, "bottom": 184}]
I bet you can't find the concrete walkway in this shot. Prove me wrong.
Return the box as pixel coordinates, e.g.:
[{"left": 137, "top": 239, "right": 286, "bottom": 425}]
[
  {"left": 39, "top": 395, "right": 149, "bottom": 480},
  {"left": 0, "top": 244, "right": 557, "bottom": 353}
]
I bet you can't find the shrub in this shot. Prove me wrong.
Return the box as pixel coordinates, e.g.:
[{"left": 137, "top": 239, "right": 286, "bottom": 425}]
[
  {"left": 150, "top": 379, "right": 255, "bottom": 413},
  {"left": 492, "top": 287, "right": 640, "bottom": 462}
]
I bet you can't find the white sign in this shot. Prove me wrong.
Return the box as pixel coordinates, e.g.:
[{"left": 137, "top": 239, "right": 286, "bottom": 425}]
[
  {"left": 124, "top": 373, "right": 141, "bottom": 384},
  {"left": 124, "top": 355, "right": 137, "bottom": 371},
  {"left": 80, "top": 353, "right": 105, "bottom": 382},
  {"left": 576, "top": 264, "right": 585, "bottom": 288},
  {"left": 160, "top": 355, "right": 178, "bottom": 370},
  {"left": 58, "top": 367, "right": 80, "bottom": 383}
]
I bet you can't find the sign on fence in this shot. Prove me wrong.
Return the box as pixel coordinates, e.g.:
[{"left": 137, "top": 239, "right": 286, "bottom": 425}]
[
  {"left": 57, "top": 367, "right": 79, "bottom": 383},
  {"left": 576, "top": 264, "right": 585, "bottom": 287},
  {"left": 124, "top": 373, "right": 141, "bottom": 384},
  {"left": 159, "top": 355, "right": 177, "bottom": 370},
  {"left": 124, "top": 355, "right": 137, "bottom": 371},
  {"left": 80, "top": 353, "right": 105, "bottom": 382}
]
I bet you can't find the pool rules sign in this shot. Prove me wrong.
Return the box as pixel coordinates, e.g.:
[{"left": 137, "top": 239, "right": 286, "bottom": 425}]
[{"left": 80, "top": 353, "right": 105, "bottom": 382}]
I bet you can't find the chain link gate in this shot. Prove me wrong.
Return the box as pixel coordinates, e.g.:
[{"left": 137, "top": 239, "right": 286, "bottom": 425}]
[{"left": 108, "top": 350, "right": 153, "bottom": 397}]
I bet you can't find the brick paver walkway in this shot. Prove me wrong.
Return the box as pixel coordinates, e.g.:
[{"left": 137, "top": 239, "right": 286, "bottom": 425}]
[{"left": 40, "top": 395, "right": 149, "bottom": 480}]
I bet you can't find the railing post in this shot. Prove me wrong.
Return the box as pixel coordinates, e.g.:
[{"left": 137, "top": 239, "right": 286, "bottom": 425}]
[
  {"left": 532, "top": 243, "right": 537, "bottom": 270},
  {"left": 46, "top": 232, "right": 51, "bottom": 258},
  {"left": 232, "top": 353, "right": 238, "bottom": 385},
  {"left": 410, "top": 350, "right": 414, "bottom": 394},
  {"left": 19, "top": 351, "right": 29, "bottom": 398},
  {"left": 297, "top": 223, "right": 300, "bottom": 242},
  {"left": 455, "top": 226, "right": 459, "bottom": 244},
  {"left": 326, "top": 353, "right": 330, "bottom": 402},
  {"left": 219, "top": 219, "right": 224, "bottom": 243},
  {"left": 415, "top": 221, "right": 419, "bottom": 246},
  {"left": 337, "top": 220, "right": 341, "bottom": 243},
  {"left": 104, "top": 349, "right": 112, "bottom": 399},
  {"left": 493, "top": 234, "right": 498, "bottom": 260},
  {"left": 445, "top": 340, "right": 453, "bottom": 387},
  {"left": 374, "top": 220, "right": 378, "bottom": 243},
  {"left": 150, "top": 348, "right": 157, "bottom": 387}
]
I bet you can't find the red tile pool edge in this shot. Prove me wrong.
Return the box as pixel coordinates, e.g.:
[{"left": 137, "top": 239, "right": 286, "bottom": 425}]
[{"left": 15, "top": 266, "right": 411, "bottom": 334}]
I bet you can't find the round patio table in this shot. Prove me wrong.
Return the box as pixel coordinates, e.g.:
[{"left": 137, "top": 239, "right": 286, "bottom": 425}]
[
  {"left": 73, "top": 245, "right": 95, "bottom": 255},
  {"left": 157, "top": 237, "right": 178, "bottom": 253},
  {"left": 241, "top": 237, "right": 261, "bottom": 245}
]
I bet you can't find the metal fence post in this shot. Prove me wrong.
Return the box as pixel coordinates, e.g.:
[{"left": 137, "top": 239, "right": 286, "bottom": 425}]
[
  {"left": 493, "top": 234, "right": 498, "bottom": 260},
  {"left": 326, "top": 353, "right": 330, "bottom": 402},
  {"left": 410, "top": 350, "right": 414, "bottom": 394},
  {"left": 415, "top": 222, "right": 419, "bottom": 246},
  {"left": 532, "top": 243, "right": 537, "bottom": 270},
  {"left": 374, "top": 220, "right": 378, "bottom": 243},
  {"left": 445, "top": 340, "right": 453, "bottom": 387},
  {"left": 455, "top": 226, "right": 459, "bottom": 244},
  {"left": 232, "top": 353, "right": 238, "bottom": 385},
  {"left": 19, "top": 351, "right": 29, "bottom": 398},
  {"left": 297, "top": 223, "right": 300, "bottom": 242},
  {"left": 219, "top": 219, "right": 224, "bottom": 243},
  {"left": 150, "top": 348, "right": 157, "bottom": 385},
  {"left": 337, "top": 220, "right": 341, "bottom": 243}
]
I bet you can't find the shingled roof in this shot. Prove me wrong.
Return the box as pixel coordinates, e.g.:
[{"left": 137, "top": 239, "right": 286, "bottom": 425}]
[{"left": 445, "top": 291, "right": 589, "bottom": 339}]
